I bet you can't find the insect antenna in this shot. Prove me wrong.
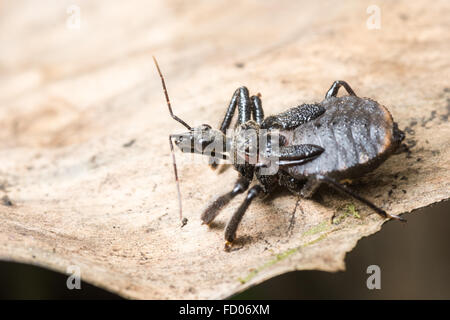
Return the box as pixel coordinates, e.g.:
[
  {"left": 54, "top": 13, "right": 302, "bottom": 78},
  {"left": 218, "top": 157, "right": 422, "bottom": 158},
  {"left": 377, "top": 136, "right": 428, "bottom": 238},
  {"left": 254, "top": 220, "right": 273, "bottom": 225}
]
[
  {"left": 169, "top": 134, "right": 186, "bottom": 227},
  {"left": 153, "top": 56, "right": 188, "bottom": 227},
  {"left": 152, "top": 56, "right": 191, "bottom": 130}
]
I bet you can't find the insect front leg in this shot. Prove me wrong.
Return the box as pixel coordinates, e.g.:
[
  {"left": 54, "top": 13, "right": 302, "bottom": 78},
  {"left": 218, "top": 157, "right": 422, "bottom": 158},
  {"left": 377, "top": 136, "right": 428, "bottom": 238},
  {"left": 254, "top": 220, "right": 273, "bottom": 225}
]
[
  {"left": 257, "top": 144, "right": 324, "bottom": 175},
  {"left": 224, "top": 184, "right": 264, "bottom": 251},
  {"left": 210, "top": 87, "right": 263, "bottom": 168},
  {"left": 251, "top": 94, "right": 264, "bottom": 125},
  {"left": 325, "top": 80, "right": 357, "bottom": 98},
  {"left": 201, "top": 176, "right": 250, "bottom": 225},
  {"left": 219, "top": 86, "right": 256, "bottom": 132},
  {"left": 276, "top": 144, "right": 324, "bottom": 166}
]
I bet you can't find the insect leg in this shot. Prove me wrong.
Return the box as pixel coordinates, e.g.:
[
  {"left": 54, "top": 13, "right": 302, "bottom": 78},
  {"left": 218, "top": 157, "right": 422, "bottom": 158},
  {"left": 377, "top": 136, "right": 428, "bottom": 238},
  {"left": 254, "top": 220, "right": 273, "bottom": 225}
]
[
  {"left": 219, "top": 88, "right": 239, "bottom": 133},
  {"left": 325, "top": 80, "right": 357, "bottom": 99},
  {"left": 224, "top": 184, "right": 263, "bottom": 250},
  {"left": 210, "top": 87, "right": 253, "bottom": 169},
  {"left": 219, "top": 86, "right": 253, "bottom": 132},
  {"left": 277, "top": 171, "right": 306, "bottom": 195},
  {"left": 316, "top": 175, "right": 406, "bottom": 222},
  {"left": 276, "top": 173, "right": 320, "bottom": 198},
  {"left": 299, "top": 178, "right": 321, "bottom": 198},
  {"left": 276, "top": 144, "right": 324, "bottom": 166},
  {"left": 257, "top": 144, "right": 324, "bottom": 168},
  {"left": 251, "top": 94, "right": 264, "bottom": 125},
  {"left": 236, "top": 86, "right": 252, "bottom": 124},
  {"left": 201, "top": 176, "right": 250, "bottom": 225},
  {"left": 261, "top": 104, "right": 325, "bottom": 130}
]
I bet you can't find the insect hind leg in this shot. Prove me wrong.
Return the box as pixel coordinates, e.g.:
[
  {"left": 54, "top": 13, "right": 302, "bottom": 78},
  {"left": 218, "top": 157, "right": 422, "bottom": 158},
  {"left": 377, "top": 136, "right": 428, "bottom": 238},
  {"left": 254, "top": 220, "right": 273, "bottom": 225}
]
[
  {"left": 316, "top": 174, "right": 406, "bottom": 222},
  {"left": 325, "top": 80, "right": 357, "bottom": 99}
]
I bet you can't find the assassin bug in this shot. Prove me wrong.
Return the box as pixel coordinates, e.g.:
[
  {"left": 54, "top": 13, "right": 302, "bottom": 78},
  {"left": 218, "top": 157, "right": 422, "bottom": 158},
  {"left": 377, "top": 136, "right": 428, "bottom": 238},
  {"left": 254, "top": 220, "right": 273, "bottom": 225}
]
[{"left": 153, "top": 57, "right": 406, "bottom": 251}]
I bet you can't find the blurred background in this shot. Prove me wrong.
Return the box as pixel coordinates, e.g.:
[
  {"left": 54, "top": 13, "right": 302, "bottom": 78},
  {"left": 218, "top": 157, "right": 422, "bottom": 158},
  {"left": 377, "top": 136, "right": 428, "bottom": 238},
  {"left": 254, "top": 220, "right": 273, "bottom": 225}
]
[{"left": 1, "top": 200, "right": 449, "bottom": 299}]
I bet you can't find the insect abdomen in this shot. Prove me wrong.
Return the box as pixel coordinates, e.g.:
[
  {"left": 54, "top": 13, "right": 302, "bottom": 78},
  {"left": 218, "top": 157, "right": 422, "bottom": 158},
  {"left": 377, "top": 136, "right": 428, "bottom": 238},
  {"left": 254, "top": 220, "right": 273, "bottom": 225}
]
[{"left": 287, "top": 96, "right": 395, "bottom": 178}]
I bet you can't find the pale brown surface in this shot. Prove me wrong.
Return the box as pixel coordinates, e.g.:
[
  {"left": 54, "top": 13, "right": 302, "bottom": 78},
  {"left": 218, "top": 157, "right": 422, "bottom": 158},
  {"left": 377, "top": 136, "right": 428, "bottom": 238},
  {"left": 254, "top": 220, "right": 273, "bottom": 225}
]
[{"left": 0, "top": 0, "right": 449, "bottom": 299}]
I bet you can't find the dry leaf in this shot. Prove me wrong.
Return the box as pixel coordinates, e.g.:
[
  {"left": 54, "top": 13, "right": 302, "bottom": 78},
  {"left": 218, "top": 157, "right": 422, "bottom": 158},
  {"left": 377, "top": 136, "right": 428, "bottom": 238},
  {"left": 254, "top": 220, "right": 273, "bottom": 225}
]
[{"left": 0, "top": 0, "right": 449, "bottom": 299}]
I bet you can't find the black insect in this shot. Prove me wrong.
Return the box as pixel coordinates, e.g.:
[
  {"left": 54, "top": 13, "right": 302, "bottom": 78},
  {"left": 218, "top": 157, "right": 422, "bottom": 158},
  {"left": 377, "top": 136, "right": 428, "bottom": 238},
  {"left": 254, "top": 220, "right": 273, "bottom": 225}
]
[{"left": 153, "top": 57, "right": 406, "bottom": 251}]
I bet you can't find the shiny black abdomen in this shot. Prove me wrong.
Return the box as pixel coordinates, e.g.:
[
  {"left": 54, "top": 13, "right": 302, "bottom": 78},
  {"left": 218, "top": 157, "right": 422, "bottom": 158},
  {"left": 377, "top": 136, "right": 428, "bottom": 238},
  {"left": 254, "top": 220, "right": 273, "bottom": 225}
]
[{"left": 284, "top": 95, "right": 397, "bottom": 179}]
